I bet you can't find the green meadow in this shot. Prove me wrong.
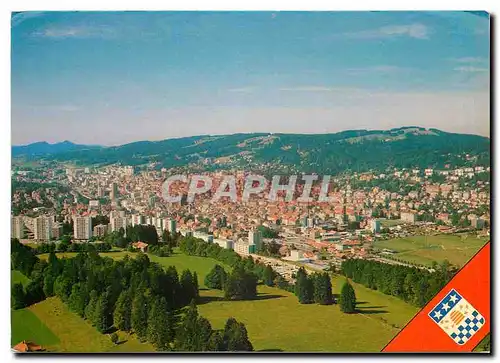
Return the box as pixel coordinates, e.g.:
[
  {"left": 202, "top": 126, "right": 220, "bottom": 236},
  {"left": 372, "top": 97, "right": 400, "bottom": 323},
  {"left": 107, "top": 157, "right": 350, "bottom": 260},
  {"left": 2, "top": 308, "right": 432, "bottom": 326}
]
[
  {"left": 11, "top": 308, "right": 60, "bottom": 348},
  {"left": 13, "top": 297, "right": 153, "bottom": 352},
  {"left": 19, "top": 250, "right": 419, "bottom": 352},
  {"left": 374, "top": 234, "right": 488, "bottom": 267}
]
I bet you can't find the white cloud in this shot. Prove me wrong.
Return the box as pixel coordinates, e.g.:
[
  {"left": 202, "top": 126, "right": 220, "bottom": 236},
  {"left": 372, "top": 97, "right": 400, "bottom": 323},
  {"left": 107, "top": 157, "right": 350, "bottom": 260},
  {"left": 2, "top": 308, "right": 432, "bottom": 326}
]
[
  {"left": 454, "top": 66, "right": 489, "bottom": 73},
  {"left": 279, "top": 86, "right": 337, "bottom": 92},
  {"left": 227, "top": 87, "right": 255, "bottom": 93},
  {"left": 341, "top": 23, "right": 429, "bottom": 40},
  {"left": 345, "top": 65, "right": 409, "bottom": 75},
  {"left": 32, "top": 25, "right": 116, "bottom": 39},
  {"left": 453, "top": 57, "right": 486, "bottom": 63}
]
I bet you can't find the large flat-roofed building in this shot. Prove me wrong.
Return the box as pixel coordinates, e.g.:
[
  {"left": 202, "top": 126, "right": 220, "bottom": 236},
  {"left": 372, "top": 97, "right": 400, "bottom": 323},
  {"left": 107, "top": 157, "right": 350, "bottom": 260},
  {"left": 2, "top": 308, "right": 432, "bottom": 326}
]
[
  {"left": 131, "top": 214, "right": 144, "bottom": 226},
  {"left": 11, "top": 216, "right": 26, "bottom": 239},
  {"left": 51, "top": 224, "right": 63, "bottom": 240},
  {"left": 110, "top": 182, "right": 118, "bottom": 201},
  {"left": 193, "top": 231, "right": 213, "bottom": 243},
  {"left": 73, "top": 216, "right": 92, "bottom": 240},
  {"left": 234, "top": 240, "right": 254, "bottom": 255},
  {"left": 215, "top": 238, "right": 234, "bottom": 250},
  {"left": 165, "top": 218, "right": 177, "bottom": 234},
  {"left": 401, "top": 212, "right": 417, "bottom": 224},
  {"left": 371, "top": 219, "right": 381, "bottom": 233},
  {"left": 110, "top": 216, "right": 129, "bottom": 233},
  {"left": 248, "top": 229, "right": 263, "bottom": 252},
  {"left": 34, "top": 216, "right": 53, "bottom": 241},
  {"left": 93, "top": 224, "right": 108, "bottom": 238}
]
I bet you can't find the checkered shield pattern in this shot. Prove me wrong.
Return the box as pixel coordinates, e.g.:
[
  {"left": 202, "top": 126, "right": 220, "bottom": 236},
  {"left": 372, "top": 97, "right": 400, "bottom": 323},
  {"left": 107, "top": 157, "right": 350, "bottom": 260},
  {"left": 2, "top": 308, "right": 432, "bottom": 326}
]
[{"left": 429, "top": 288, "right": 485, "bottom": 345}]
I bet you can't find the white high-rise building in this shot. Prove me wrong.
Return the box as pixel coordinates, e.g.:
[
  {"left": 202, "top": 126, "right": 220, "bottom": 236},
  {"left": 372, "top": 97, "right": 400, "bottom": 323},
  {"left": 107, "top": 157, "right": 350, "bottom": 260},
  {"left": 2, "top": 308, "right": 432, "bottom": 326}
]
[
  {"left": 73, "top": 216, "right": 92, "bottom": 240},
  {"left": 153, "top": 217, "right": 163, "bottom": 236},
  {"left": 371, "top": 219, "right": 381, "bottom": 233},
  {"left": 110, "top": 217, "right": 129, "bottom": 233},
  {"left": 34, "top": 216, "right": 53, "bottom": 241},
  {"left": 248, "top": 229, "right": 263, "bottom": 251},
  {"left": 11, "top": 216, "right": 25, "bottom": 239},
  {"left": 131, "top": 214, "right": 144, "bottom": 226},
  {"left": 164, "top": 218, "right": 177, "bottom": 234},
  {"left": 93, "top": 224, "right": 108, "bottom": 238},
  {"left": 97, "top": 186, "right": 105, "bottom": 198},
  {"left": 110, "top": 182, "right": 118, "bottom": 200}
]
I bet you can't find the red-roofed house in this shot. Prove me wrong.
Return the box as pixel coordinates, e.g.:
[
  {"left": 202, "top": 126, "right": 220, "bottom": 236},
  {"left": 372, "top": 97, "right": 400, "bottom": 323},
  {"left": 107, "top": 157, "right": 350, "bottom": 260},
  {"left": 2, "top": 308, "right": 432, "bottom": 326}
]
[
  {"left": 132, "top": 241, "right": 149, "bottom": 252},
  {"left": 12, "top": 341, "right": 43, "bottom": 353}
]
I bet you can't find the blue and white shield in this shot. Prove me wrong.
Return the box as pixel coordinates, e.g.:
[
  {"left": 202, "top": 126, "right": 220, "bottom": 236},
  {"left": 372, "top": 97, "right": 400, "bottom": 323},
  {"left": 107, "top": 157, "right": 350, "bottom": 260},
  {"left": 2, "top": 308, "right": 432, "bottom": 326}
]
[{"left": 428, "top": 288, "right": 485, "bottom": 345}]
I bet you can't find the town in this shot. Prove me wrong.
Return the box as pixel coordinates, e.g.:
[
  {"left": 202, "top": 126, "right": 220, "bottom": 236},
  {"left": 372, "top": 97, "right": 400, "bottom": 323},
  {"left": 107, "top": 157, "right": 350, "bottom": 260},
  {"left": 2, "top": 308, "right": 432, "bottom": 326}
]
[{"left": 11, "top": 159, "right": 490, "bottom": 280}]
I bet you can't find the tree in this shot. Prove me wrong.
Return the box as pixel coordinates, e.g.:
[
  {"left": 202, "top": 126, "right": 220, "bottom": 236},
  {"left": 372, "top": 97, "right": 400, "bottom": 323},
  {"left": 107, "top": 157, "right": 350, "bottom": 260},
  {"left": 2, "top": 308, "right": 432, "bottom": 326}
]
[
  {"left": 263, "top": 265, "right": 275, "bottom": 287},
  {"left": 85, "top": 290, "right": 99, "bottom": 322},
  {"left": 339, "top": 280, "right": 356, "bottom": 313},
  {"left": 131, "top": 292, "right": 148, "bottom": 341},
  {"left": 180, "top": 270, "right": 198, "bottom": 305},
  {"left": 94, "top": 291, "right": 112, "bottom": 333},
  {"left": 175, "top": 299, "right": 199, "bottom": 351},
  {"left": 222, "top": 318, "right": 253, "bottom": 351},
  {"left": 24, "top": 279, "right": 45, "bottom": 306},
  {"left": 204, "top": 265, "right": 227, "bottom": 290},
  {"left": 53, "top": 275, "right": 72, "bottom": 302},
  {"left": 162, "top": 229, "right": 170, "bottom": 243},
  {"left": 193, "top": 272, "right": 199, "bottom": 298},
  {"left": 114, "top": 289, "right": 132, "bottom": 331},
  {"left": 147, "top": 296, "right": 173, "bottom": 350},
  {"left": 313, "top": 272, "right": 333, "bottom": 305},
  {"left": 43, "top": 274, "right": 56, "bottom": 297},
  {"left": 196, "top": 317, "right": 213, "bottom": 351},
  {"left": 68, "top": 283, "right": 87, "bottom": 317},
  {"left": 223, "top": 267, "right": 257, "bottom": 301},
  {"left": 110, "top": 332, "right": 119, "bottom": 345},
  {"left": 257, "top": 225, "right": 279, "bottom": 238},
  {"left": 11, "top": 283, "right": 26, "bottom": 310},
  {"left": 294, "top": 267, "right": 314, "bottom": 304},
  {"left": 207, "top": 330, "right": 225, "bottom": 351}
]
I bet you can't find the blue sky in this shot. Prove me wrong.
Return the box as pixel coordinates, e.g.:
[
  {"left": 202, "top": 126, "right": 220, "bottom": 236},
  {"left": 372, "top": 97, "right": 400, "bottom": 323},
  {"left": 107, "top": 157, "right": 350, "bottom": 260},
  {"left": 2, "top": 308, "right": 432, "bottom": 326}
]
[{"left": 11, "top": 11, "right": 490, "bottom": 145}]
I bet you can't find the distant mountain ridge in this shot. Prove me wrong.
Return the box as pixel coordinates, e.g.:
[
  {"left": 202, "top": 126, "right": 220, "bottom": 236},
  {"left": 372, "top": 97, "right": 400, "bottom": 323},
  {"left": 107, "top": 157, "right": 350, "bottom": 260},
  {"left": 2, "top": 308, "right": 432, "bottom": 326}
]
[
  {"left": 12, "top": 141, "right": 101, "bottom": 157},
  {"left": 14, "top": 127, "right": 490, "bottom": 174}
]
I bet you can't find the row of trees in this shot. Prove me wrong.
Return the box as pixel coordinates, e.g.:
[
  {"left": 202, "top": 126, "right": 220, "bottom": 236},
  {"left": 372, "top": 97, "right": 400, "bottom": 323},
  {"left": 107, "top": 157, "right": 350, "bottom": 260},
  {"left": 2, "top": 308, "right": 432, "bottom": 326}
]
[
  {"left": 294, "top": 267, "right": 357, "bottom": 313},
  {"left": 294, "top": 267, "right": 334, "bottom": 305},
  {"left": 11, "top": 239, "right": 255, "bottom": 351},
  {"left": 176, "top": 301, "right": 253, "bottom": 351},
  {"left": 341, "top": 258, "right": 454, "bottom": 307},
  {"left": 103, "top": 226, "right": 181, "bottom": 251},
  {"left": 179, "top": 236, "right": 293, "bottom": 296},
  {"left": 147, "top": 244, "right": 173, "bottom": 257},
  {"left": 34, "top": 241, "right": 112, "bottom": 254},
  {"left": 125, "top": 225, "right": 159, "bottom": 245},
  {"left": 204, "top": 264, "right": 258, "bottom": 300}
]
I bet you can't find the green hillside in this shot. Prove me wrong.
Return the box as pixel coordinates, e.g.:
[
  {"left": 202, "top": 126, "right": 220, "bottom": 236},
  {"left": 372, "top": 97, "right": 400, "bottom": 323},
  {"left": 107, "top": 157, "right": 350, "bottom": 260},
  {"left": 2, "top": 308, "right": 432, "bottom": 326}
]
[{"left": 34, "top": 127, "right": 489, "bottom": 173}]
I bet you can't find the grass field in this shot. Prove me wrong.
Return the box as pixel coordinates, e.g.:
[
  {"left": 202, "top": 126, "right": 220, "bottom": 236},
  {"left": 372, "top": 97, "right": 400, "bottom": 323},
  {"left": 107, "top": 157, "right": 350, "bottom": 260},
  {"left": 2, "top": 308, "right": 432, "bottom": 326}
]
[
  {"left": 148, "top": 251, "right": 230, "bottom": 287},
  {"left": 11, "top": 270, "right": 31, "bottom": 287},
  {"left": 11, "top": 309, "right": 60, "bottom": 347},
  {"left": 29, "top": 249, "right": 418, "bottom": 352},
  {"left": 197, "top": 282, "right": 416, "bottom": 352},
  {"left": 374, "top": 234, "right": 488, "bottom": 267},
  {"left": 146, "top": 251, "right": 417, "bottom": 352},
  {"left": 19, "top": 297, "right": 154, "bottom": 352},
  {"left": 380, "top": 219, "right": 406, "bottom": 228}
]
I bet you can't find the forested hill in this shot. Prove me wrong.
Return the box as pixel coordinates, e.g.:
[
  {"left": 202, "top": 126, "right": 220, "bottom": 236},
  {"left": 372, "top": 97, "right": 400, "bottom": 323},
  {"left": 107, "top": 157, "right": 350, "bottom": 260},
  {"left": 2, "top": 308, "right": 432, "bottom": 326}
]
[
  {"left": 31, "top": 127, "right": 490, "bottom": 174},
  {"left": 12, "top": 141, "right": 101, "bottom": 157}
]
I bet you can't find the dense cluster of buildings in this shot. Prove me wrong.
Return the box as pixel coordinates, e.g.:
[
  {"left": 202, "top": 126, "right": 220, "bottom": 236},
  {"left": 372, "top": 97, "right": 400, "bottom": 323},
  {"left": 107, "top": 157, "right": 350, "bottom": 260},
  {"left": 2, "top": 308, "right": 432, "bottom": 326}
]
[{"left": 11, "top": 163, "right": 490, "bottom": 268}]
